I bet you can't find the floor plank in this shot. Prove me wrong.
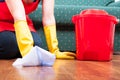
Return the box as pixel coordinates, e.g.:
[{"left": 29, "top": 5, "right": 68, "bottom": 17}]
[{"left": 0, "top": 55, "right": 120, "bottom": 80}]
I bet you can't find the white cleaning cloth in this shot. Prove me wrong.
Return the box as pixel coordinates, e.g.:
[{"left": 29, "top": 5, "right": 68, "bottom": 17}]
[{"left": 12, "top": 46, "right": 56, "bottom": 67}]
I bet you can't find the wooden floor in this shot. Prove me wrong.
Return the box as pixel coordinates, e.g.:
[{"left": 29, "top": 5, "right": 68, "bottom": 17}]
[{"left": 0, "top": 55, "right": 120, "bottom": 80}]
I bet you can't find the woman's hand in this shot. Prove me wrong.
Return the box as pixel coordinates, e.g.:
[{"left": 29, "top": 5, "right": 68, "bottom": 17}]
[{"left": 5, "top": 0, "right": 34, "bottom": 57}]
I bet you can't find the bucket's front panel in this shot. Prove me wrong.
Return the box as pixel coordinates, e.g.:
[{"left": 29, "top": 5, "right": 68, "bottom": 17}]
[{"left": 76, "top": 16, "right": 115, "bottom": 60}]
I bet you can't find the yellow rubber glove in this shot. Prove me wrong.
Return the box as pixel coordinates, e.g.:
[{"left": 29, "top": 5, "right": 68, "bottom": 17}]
[
  {"left": 43, "top": 25, "right": 76, "bottom": 59},
  {"left": 55, "top": 51, "right": 76, "bottom": 59},
  {"left": 14, "top": 20, "right": 34, "bottom": 57}
]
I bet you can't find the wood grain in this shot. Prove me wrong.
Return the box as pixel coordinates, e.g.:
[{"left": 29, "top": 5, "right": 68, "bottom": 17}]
[{"left": 0, "top": 55, "right": 120, "bottom": 80}]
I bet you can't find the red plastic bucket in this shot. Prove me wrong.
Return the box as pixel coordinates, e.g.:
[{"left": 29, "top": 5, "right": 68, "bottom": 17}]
[{"left": 72, "top": 9, "right": 118, "bottom": 61}]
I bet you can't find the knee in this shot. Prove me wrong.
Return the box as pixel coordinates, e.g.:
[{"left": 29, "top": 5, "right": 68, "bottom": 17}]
[{"left": 0, "top": 31, "right": 20, "bottom": 56}]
